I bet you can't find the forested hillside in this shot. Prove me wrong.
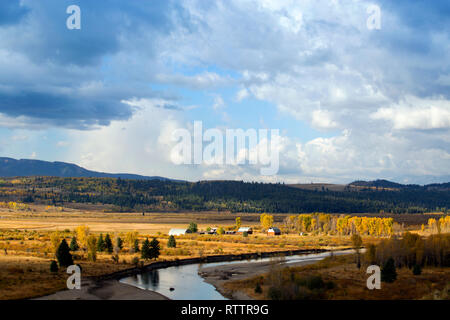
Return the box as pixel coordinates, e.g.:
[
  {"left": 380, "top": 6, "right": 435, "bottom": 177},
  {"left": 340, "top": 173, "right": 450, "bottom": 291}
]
[{"left": 0, "top": 177, "right": 448, "bottom": 214}]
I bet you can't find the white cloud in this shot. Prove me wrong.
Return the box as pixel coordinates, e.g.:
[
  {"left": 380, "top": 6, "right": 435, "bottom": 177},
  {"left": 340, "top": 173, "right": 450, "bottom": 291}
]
[
  {"left": 311, "top": 109, "right": 338, "bottom": 130},
  {"left": 371, "top": 96, "right": 450, "bottom": 130},
  {"left": 212, "top": 95, "right": 225, "bottom": 110}
]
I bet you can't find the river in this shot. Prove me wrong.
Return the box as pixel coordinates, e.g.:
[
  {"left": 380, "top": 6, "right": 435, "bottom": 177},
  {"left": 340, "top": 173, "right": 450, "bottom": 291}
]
[{"left": 119, "top": 250, "right": 353, "bottom": 300}]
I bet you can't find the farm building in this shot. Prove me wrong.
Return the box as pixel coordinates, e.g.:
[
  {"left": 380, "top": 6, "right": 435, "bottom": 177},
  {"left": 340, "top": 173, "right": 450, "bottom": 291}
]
[
  {"left": 208, "top": 227, "right": 218, "bottom": 234},
  {"left": 168, "top": 228, "right": 192, "bottom": 236},
  {"left": 267, "top": 227, "right": 281, "bottom": 236},
  {"left": 237, "top": 227, "right": 253, "bottom": 234}
]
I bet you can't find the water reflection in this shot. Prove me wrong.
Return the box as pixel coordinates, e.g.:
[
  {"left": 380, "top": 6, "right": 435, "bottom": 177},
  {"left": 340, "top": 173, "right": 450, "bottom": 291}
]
[
  {"left": 120, "top": 250, "right": 353, "bottom": 300},
  {"left": 121, "top": 264, "right": 227, "bottom": 300},
  {"left": 136, "top": 270, "right": 160, "bottom": 290}
]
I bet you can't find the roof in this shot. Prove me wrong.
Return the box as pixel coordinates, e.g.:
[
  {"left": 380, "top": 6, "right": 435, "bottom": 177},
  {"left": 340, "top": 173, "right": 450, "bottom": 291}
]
[
  {"left": 268, "top": 227, "right": 281, "bottom": 232},
  {"left": 237, "top": 227, "right": 252, "bottom": 232}
]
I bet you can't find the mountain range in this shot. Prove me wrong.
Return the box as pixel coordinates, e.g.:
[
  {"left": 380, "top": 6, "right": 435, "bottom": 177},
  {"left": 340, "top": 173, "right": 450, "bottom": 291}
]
[
  {"left": 0, "top": 157, "right": 448, "bottom": 190},
  {"left": 0, "top": 157, "right": 173, "bottom": 181}
]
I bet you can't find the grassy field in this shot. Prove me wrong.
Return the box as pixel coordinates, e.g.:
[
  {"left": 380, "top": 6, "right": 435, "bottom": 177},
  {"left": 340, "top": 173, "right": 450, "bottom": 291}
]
[{"left": 0, "top": 204, "right": 446, "bottom": 300}]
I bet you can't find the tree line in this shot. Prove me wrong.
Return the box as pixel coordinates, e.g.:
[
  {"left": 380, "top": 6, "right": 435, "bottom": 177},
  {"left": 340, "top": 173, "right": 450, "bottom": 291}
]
[{"left": 1, "top": 177, "right": 449, "bottom": 214}]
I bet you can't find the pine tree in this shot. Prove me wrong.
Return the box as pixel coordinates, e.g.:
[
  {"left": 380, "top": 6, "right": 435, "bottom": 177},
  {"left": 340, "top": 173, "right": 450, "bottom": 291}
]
[
  {"left": 116, "top": 237, "right": 123, "bottom": 250},
  {"left": 104, "top": 234, "right": 113, "bottom": 253},
  {"left": 133, "top": 238, "right": 140, "bottom": 252},
  {"left": 56, "top": 239, "right": 73, "bottom": 267},
  {"left": 167, "top": 235, "right": 176, "bottom": 248},
  {"left": 149, "top": 238, "right": 160, "bottom": 260},
  {"left": 141, "top": 238, "right": 151, "bottom": 260},
  {"left": 69, "top": 236, "right": 79, "bottom": 251},
  {"left": 97, "top": 234, "right": 105, "bottom": 252},
  {"left": 381, "top": 257, "right": 397, "bottom": 283}
]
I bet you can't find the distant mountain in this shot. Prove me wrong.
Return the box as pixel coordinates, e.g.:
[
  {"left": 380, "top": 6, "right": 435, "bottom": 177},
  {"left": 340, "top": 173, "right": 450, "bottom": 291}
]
[{"left": 0, "top": 157, "right": 174, "bottom": 181}]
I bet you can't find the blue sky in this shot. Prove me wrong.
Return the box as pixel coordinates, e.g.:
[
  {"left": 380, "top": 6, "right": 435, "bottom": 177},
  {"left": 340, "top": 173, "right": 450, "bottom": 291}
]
[{"left": 0, "top": 0, "right": 449, "bottom": 184}]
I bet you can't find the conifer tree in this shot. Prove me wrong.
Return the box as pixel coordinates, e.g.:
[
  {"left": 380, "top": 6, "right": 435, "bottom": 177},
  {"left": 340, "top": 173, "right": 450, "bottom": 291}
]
[
  {"left": 149, "top": 238, "right": 160, "bottom": 260},
  {"left": 97, "top": 234, "right": 105, "bottom": 252},
  {"left": 104, "top": 234, "right": 113, "bottom": 253},
  {"left": 167, "top": 235, "right": 176, "bottom": 248},
  {"left": 69, "top": 236, "right": 79, "bottom": 251},
  {"left": 56, "top": 239, "right": 73, "bottom": 267},
  {"left": 141, "top": 238, "right": 151, "bottom": 260}
]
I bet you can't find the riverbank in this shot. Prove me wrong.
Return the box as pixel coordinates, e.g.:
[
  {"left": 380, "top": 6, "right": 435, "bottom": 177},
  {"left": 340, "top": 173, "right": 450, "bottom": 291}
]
[{"left": 35, "top": 278, "right": 168, "bottom": 300}]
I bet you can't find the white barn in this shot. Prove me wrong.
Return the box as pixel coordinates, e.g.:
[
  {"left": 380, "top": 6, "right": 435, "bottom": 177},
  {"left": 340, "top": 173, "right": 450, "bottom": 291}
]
[
  {"left": 237, "top": 227, "right": 253, "bottom": 234},
  {"left": 168, "top": 228, "right": 192, "bottom": 236}
]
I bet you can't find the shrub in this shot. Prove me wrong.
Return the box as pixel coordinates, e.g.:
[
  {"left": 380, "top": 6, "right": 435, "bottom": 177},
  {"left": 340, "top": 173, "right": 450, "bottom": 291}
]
[
  {"left": 243, "top": 231, "right": 248, "bottom": 237},
  {"left": 413, "top": 264, "right": 422, "bottom": 275},
  {"left": 50, "top": 260, "right": 58, "bottom": 273},
  {"left": 267, "top": 286, "right": 282, "bottom": 300},
  {"left": 254, "top": 282, "right": 262, "bottom": 294},
  {"left": 131, "top": 256, "right": 140, "bottom": 266},
  {"left": 381, "top": 258, "right": 397, "bottom": 283},
  {"left": 111, "top": 254, "right": 119, "bottom": 264},
  {"left": 167, "top": 235, "right": 176, "bottom": 248},
  {"left": 188, "top": 222, "right": 198, "bottom": 233},
  {"left": 87, "top": 235, "right": 97, "bottom": 262}
]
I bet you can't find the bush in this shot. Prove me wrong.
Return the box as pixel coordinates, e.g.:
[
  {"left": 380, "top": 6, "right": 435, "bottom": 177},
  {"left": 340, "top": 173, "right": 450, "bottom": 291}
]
[
  {"left": 50, "top": 260, "right": 58, "bottom": 273},
  {"left": 267, "top": 286, "right": 283, "bottom": 300},
  {"left": 87, "top": 235, "right": 97, "bottom": 262},
  {"left": 243, "top": 231, "right": 248, "bottom": 237},
  {"left": 131, "top": 256, "right": 140, "bottom": 266},
  {"left": 111, "top": 254, "right": 119, "bottom": 264},
  {"left": 381, "top": 258, "right": 397, "bottom": 283},
  {"left": 254, "top": 282, "right": 263, "bottom": 294},
  {"left": 167, "top": 235, "right": 176, "bottom": 248},
  {"left": 413, "top": 264, "right": 422, "bottom": 275},
  {"left": 188, "top": 222, "right": 198, "bottom": 233}
]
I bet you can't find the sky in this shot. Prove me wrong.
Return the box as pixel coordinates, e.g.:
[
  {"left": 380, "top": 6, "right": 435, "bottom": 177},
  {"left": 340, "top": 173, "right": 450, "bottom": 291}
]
[{"left": 0, "top": 0, "right": 449, "bottom": 184}]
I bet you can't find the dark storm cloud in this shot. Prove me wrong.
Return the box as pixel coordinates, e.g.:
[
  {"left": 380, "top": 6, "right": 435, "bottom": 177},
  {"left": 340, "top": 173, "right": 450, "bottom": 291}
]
[
  {"left": 0, "top": 0, "right": 186, "bottom": 128},
  {"left": 0, "top": 1, "right": 29, "bottom": 26}
]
